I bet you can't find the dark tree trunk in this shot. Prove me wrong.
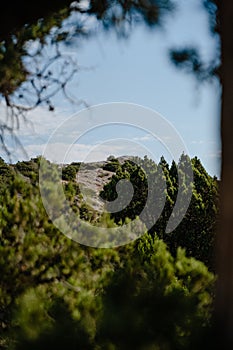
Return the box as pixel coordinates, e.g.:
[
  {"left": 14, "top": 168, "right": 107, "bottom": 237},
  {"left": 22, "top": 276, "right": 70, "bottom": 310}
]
[{"left": 215, "top": 1, "right": 233, "bottom": 348}]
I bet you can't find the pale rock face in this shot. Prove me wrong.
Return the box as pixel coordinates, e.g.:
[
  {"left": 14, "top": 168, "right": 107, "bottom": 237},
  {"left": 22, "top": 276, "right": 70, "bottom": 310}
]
[{"left": 65, "top": 156, "right": 134, "bottom": 216}]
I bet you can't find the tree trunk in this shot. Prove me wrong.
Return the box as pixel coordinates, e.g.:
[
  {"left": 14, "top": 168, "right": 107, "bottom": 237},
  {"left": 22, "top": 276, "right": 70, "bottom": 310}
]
[{"left": 215, "top": 1, "right": 233, "bottom": 348}]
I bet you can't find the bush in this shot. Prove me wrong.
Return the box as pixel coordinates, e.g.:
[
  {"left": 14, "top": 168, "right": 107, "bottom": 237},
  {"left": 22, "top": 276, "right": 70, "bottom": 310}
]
[{"left": 62, "top": 165, "right": 77, "bottom": 181}]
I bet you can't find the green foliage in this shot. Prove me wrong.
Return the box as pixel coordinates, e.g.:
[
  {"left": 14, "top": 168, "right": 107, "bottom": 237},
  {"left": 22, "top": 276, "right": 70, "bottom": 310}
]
[
  {"left": 97, "top": 234, "right": 215, "bottom": 350},
  {"left": 0, "top": 172, "right": 119, "bottom": 349},
  {"left": 0, "top": 156, "right": 218, "bottom": 349},
  {"left": 102, "top": 161, "right": 120, "bottom": 173},
  {"left": 0, "top": 7, "right": 71, "bottom": 97},
  {"left": 0, "top": 40, "right": 28, "bottom": 96},
  {"left": 101, "top": 159, "right": 148, "bottom": 223},
  {"left": 15, "top": 158, "right": 40, "bottom": 185},
  {"left": 62, "top": 165, "right": 77, "bottom": 181},
  {"left": 161, "top": 156, "right": 219, "bottom": 271},
  {"left": 100, "top": 155, "right": 218, "bottom": 271},
  {"left": 0, "top": 158, "right": 15, "bottom": 194}
]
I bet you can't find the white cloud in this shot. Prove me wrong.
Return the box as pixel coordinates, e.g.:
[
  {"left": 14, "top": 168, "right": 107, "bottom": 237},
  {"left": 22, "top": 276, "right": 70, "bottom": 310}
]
[
  {"left": 133, "top": 134, "right": 152, "bottom": 142},
  {"left": 190, "top": 140, "right": 216, "bottom": 145},
  {"left": 0, "top": 104, "right": 70, "bottom": 137},
  {"left": 204, "top": 150, "right": 221, "bottom": 159},
  {"left": 15, "top": 139, "right": 148, "bottom": 164}
]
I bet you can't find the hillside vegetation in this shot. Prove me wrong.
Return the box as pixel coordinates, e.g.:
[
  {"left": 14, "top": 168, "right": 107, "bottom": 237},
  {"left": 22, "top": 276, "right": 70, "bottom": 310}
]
[{"left": 0, "top": 155, "right": 218, "bottom": 349}]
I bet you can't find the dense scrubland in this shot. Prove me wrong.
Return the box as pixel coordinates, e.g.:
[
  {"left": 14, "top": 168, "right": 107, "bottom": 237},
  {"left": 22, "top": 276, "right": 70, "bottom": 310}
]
[{"left": 0, "top": 155, "right": 218, "bottom": 349}]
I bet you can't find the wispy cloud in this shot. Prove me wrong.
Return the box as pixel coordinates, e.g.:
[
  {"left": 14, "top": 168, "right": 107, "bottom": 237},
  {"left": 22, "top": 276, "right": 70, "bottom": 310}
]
[
  {"left": 204, "top": 150, "right": 221, "bottom": 159},
  {"left": 14, "top": 139, "right": 147, "bottom": 163},
  {"left": 190, "top": 140, "right": 216, "bottom": 145},
  {"left": 133, "top": 134, "right": 152, "bottom": 142}
]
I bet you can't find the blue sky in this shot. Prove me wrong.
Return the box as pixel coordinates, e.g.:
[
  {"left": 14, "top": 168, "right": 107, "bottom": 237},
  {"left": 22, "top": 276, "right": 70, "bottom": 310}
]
[{"left": 4, "top": 0, "right": 220, "bottom": 176}]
